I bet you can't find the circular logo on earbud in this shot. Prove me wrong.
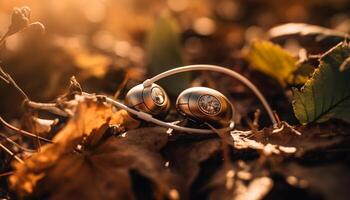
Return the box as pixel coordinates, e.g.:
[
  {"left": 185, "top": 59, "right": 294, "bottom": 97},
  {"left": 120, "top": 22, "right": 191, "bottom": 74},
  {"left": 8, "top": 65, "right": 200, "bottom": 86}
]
[
  {"left": 198, "top": 94, "right": 221, "bottom": 116},
  {"left": 151, "top": 87, "right": 165, "bottom": 106}
]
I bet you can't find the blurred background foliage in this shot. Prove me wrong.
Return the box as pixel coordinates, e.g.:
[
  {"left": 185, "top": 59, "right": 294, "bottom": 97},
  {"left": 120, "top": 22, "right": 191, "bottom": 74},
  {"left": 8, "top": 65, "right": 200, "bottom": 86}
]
[{"left": 0, "top": 0, "right": 349, "bottom": 121}]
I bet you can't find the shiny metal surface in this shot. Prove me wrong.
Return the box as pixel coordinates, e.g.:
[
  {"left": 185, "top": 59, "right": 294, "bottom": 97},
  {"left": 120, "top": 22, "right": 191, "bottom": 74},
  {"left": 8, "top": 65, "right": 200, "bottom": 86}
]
[
  {"left": 176, "top": 87, "right": 233, "bottom": 127},
  {"left": 125, "top": 83, "right": 170, "bottom": 119}
]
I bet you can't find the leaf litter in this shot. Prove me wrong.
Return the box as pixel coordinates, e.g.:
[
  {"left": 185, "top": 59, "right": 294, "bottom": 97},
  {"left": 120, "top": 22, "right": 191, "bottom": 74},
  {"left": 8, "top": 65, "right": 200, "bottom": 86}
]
[{"left": 0, "top": 4, "right": 350, "bottom": 200}]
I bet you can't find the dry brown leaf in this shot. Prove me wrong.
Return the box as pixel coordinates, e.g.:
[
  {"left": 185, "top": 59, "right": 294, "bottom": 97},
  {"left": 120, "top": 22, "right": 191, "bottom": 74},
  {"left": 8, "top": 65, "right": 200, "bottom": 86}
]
[
  {"left": 10, "top": 97, "right": 139, "bottom": 196},
  {"left": 163, "top": 138, "right": 223, "bottom": 199},
  {"left": 268, "top": 23, "right": 346, "bottom": 54},
  {"left": 31, "top": 127, "right": 175, "bottom": 200}
]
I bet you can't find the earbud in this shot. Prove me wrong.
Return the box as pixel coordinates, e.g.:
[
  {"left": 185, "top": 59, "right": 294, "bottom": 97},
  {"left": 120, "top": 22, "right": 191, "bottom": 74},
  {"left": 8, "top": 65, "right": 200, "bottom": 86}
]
[
  {"left": 125, "top": 83, "right": 170, "bottom": 119},
  {"left": 176, "top": 87, "right": 233, "bottom": 127}
]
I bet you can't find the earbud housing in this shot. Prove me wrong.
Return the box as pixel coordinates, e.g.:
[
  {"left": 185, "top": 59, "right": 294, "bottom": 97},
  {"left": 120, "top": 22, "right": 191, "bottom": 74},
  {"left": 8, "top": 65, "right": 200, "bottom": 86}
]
[
  {"left": 176, "top": 87, "right": 233, "bottom": 127},
  {"left": 125, "top": 83, "right": 170, "bottom": 119}
]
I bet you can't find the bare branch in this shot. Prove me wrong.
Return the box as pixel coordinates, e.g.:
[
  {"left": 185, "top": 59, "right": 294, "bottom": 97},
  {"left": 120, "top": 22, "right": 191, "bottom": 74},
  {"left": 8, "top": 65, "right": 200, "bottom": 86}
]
[
  {"left": 0, "top": 73, "right": 10, "bottom": 84},
  {"left": 0, "top": 171, "right": 14, "bottom": 177},
  {"left": 25, "top": 101, "right": 69, "bottom": 117},
  {"left": 0, "top": 132, "right": 38, "bottom": 153},
  {"left": 0, "top": 143, "right": 24, "bottom": 163},
  {"left": 0, "top": 116, "right": 52, "bottom": 143},
  {"left": 0, "top": 66, "right": 29, "bottom": 100}
]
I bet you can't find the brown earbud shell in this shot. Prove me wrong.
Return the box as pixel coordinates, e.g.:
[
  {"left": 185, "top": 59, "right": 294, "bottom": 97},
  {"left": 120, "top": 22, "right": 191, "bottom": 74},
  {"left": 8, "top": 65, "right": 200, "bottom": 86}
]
[
  {"left": 125, "top": 83, "right": 170, "bottom": 119},
  {"left": 176, "top": 87, "right": 233, "bottom": 127}
]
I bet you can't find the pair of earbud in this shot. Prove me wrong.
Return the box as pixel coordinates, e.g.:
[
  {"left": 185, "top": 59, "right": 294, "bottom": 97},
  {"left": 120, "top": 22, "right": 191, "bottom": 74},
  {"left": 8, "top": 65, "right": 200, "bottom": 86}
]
[
  {"left": 125, "top": 83, "right": 233, "bottom": 128},
  {"left": 104, "top": 65, "right": 277, "bottom": 134}
]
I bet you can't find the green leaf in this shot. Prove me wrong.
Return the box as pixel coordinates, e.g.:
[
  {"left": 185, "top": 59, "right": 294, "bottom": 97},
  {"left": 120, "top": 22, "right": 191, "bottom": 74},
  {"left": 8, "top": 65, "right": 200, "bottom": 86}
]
[
  {"left": 293, "top": 42, "right": 350, "bottom": 124},
  {"left": 289, "top": 62, "right": 315, "bottom": 85},
  {"left": 145, "top": 12, "right": 189, "bottom": 95},
  {"left": 245, "top": 40, "right": 298, "bottom": 86}
]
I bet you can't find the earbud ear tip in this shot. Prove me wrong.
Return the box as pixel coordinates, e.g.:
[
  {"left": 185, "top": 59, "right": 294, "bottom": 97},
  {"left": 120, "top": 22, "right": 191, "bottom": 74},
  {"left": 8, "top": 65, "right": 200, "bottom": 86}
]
[{"left": 125, "top": 83, "right": 170, "bottom": 119}]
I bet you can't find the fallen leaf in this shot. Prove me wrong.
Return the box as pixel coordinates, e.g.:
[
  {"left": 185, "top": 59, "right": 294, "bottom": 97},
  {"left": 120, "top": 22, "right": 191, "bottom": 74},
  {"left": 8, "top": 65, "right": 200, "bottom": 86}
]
[
  {"left": 290, "top": 62, "right": 315, "bottom": 85},
  {"left": 32, "top": 127, "right": 174, "bottom": 200},
  {"left": 293, "top": 42, "right": 350, "bottom": 124},
  {"left": 269, "top": 23, "right": 347, "bottom": 42},
  {"left": 245, "top": 40, "right": 298, "bottom": 86},
  {"left": 268, "top": 23, "right": 347, "bottom": 54},
  {"left": 10, "top": 97, "right": 139, "bottom": 196},
  {"left": 69, "top": 47, "right": 111, "bottom": 79},
  {"left": 163, "top": 138, "right": 223, "bottom": 198}
]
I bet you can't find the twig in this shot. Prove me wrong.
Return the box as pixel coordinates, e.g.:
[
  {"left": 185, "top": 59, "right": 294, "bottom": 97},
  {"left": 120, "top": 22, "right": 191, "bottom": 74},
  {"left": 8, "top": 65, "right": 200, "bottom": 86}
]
[
  {"left": 0, "top": 171, "right": 14, "bottom": 177},
  {"left": 0, "top": 132, "right": 37, "bottom": 153},
  {"left": 0, "top": 66, "right": 29, "bottom": 100},
  {"left": 0, "top": 143, "right": 24, "bottom": 163},
  {"left": 273, "top": 111, "right": 282, "bottom": 125},
  {"left": 252, "top": 109, "right": 261, "bottom": 130},
  {"left": 270, "top": 122, "right": 302, "bottom": 136},
  {"left": 243, "top": 109, "right": 262, "bottom": 139},
  {"left": 0, "top": 73, "right": 9, "bottom": 83},
  {"left": 0, "top": 116, "right": 52, "bottom": 143},
  {"left": 25, "top": 101, "right": 69, "bottom": 117},
  {"left": 113, "top": 73, "right": 129, "bottom": 99}
]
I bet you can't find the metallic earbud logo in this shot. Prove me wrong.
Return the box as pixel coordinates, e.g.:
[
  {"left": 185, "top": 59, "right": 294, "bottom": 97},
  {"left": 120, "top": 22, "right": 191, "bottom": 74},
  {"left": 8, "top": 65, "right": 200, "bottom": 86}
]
[
  {"left": 198, "top": 94, "right": 221, "bottom": 116},
  {"left": 151, "top": 87, "right": 165, "bottom": 105}
]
